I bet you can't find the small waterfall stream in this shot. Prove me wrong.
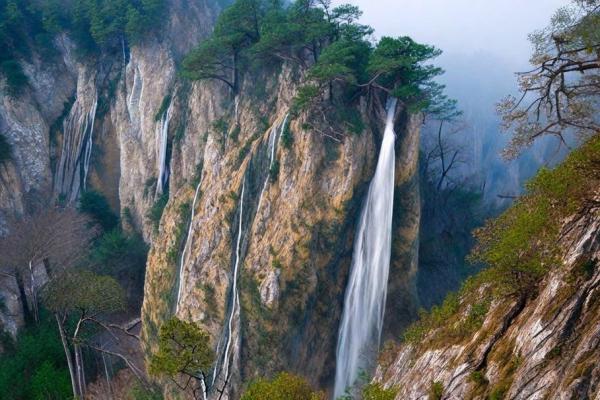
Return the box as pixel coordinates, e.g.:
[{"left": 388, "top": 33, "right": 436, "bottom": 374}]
[
  {"left": 155, "top": 100, "right": 173, "bottom": 197},
  {"left": 175, "top": 180, "right": 203, "bottom": 314},
  {"left": 212, "top": 180, "right": 246, "bottom": 391},
  {"left": 256, "top": 113, "right": 288, "bottom": 213},
  {"left": 333, "top": 98, "right": 397, "bottom": 398},
  {"left": 54, "top": 93, "right": 98, "bottom": 202}
]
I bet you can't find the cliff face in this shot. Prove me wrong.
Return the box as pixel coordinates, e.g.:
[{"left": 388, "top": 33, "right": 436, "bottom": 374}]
[
  {"left": 0, "top": 0, "right": 423, "bottom": 396},
  {"left": 375, "top": 200, "right": 600, "bottom": 400},
  {"left": 140, "top": 66, "right": 422, "bottom": 398}
]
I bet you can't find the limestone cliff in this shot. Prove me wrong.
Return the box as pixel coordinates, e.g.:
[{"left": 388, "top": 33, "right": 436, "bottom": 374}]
[
  {"left": 374, "top": 198, "right": 600, "bottom": 400},
  {"left": 0, "top": 0, "right": 423, "bottom": 396}
]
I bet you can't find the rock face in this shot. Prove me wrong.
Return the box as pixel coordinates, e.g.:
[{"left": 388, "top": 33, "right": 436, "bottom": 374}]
[
  {"left": 374, "top": 201, "right": 600, "bottom": 400},
  {"left": 140, "top": 64, "right": 422, "bottom": 398},
  {"left": 0, "top": 0, "right": 423, "bottom": 397}
]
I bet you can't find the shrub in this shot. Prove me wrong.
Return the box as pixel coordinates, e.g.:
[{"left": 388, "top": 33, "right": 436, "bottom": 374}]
[
  {"left": 241, "top": 372, "right": 325, "bottom": 400},
  {"left": 78, "top": 190, "right": 119, "bottom": 231},
  {"left": 0, "top": 311, "right": 71, "bottom": 400},
  {"left": 428, "top": 381, "right": 444, "bottom": 400},
  {"left": 280, "top": 122, "right": 293, "bottom": 149},
  {"left": 362, "top": 383, "right": 399, "bottom": 400},
  {"left": 147, "top": 193, "right": 169, "bottom": 232},
  {"left": 154, "top": 94, "right": 172, "bottom": 122},
  {"left": 1, "top": 60, "right": 28, "bottom": 96},
  {"left": 0, "top": 133, "right": 12, "bottom": 165}
]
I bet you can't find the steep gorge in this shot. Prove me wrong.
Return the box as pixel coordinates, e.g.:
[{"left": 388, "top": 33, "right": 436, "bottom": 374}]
[{"left": 0, "top": 0, "right": 421, "bottom": 397}]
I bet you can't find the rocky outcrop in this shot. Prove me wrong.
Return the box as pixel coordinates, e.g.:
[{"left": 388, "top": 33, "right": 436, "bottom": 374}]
[{"left": 374, "top": 201, "right": 600, "bottom": 400}]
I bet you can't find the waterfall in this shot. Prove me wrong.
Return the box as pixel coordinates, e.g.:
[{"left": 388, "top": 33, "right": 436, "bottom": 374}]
[
  {"left": 212, "top": 180, "right": 246, "bottom": 390},
  {"left": 333, "top": 98, "right": 397, "bottom": 398},
  {"left": 256, "top": 113, "right": 288, "bottom": 213},
  {"left": 175, "top": 180, "right": 203, "bottom": 314},
  {"left": 54, "top": 93, "right": 98, "bottom": 202},
  {"left": 155, "top": 100, "right": 173, "bottom": 197}
]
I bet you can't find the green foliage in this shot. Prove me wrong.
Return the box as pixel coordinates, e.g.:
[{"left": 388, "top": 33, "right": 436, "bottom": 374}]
[
  {"left": 28, "top": 360, "right": 72, "bottom": 400},
  {"left": 280, "top": 121, "right": 294, "bottom": 149},
  {"left": 147, "top": 193, "right": 169, "bottom": 232},
  {"left": 129, "top": 383, "right": 164, "bottom": 400},
  {"left": 403, "top": 134, "right": 600, "bottom": 349},
  {"left": 471, "top": 134, "right": 600, "bottom": 297},
  {"left": 291, "top": 84, "right": 321, "bottom": 114},
  {"left": 88, "top": 229, "right": 148, "bottom": 285},
  {"left": 154, "top": 94, "right": 172, "bottom": 122},
  {"left": 0, "top": 133, "right": 12, "bottom": 164},
  {"left": 368, "top": 36, "right": 443, "bottom": 112},
  {"left": 42, "top": 269, "right": 126, "bottom": 314},
  {"left": 0, "top": 60, "right": 28, "bottom": 96},
  {"left": 0, "top": 312, "right": 71, "bottom": 400},
  {"left": 78, "top": 190, "right": 119, "bottom": 231},
  {"left": 241, "top": 372, "right": 325, "bottom": 400},
  {"left": 428, "top": 381, "right": 444, "bottom": 400},
  {"left": 182, "top": 0, "right": 450, "bottom": 112},
  {"left": 149, "top": 318, "right": 214, "bottom": 378},
  {"left": 362, "top": 383, "right": 398, "bottom": 400}
]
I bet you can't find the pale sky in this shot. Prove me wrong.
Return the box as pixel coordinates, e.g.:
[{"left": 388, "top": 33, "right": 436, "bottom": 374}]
[{"left": 332, "top": 0, "right": 568, "bottom": 69}]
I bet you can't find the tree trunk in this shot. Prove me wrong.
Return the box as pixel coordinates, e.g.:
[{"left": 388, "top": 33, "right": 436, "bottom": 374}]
[
  {"left": 75, "top": 344, "right": 86, "bottom": 396},
  {"left": 56, "top": 314, "right": 79, "bottom": 398}
]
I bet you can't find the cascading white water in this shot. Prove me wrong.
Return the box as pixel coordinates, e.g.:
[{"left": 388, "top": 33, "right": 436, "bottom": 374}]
[
  {"left": 155, "top": 100, "right": 173, "bottom": 197},
  {"left": 333, "top": 98, "right": 397, "bottom": 398},
  {"left": 212, "top": 180, "right": 246, "bottom": 389},
  {"left": 55, "top": 94, "right": 98, "bottom": 202},
  {"left": 256, "top": 113, "right": 288, "bottom": 213},
  {"left": 175, "top": 180, "right": 203, "bottom": 314}
]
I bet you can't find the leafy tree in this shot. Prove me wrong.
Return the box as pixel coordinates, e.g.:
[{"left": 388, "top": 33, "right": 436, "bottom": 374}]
[
  {"left": 241, "top": 372, "right": 325, "bottom": 400},
  {"left": 498, "top": 0, "right": 600, "bottom": 158},
  {"left": 367, "top": 36, "right": 443, "bottom": 111},
  {"left": 42, "top": 269, "right": 126, "bottom": 399},
  {"left": 149, "top": 318, "right": 214, "bottom": 400},
  {"left": 78, "top": 190, "right": 119, "bottom": 231}
]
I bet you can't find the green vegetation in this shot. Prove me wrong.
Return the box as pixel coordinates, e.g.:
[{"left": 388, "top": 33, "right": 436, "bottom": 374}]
[
  {"left": 241, "top": 372, "right": 325, "bottom": 400},
  {"left": 280, "top": 121, "right": 294, "bottom": 149},
  {"left": 428, "top": 381, "right": 444, "bottom": 400},
  {"left": 154, "top": 94, "right": 172, "bottom": 122},
  {"left": 148, "top": 193, "right": 169, "bottom": 232},
  {"left": 403, "top": 133, "right": 600, "bottom": 347},
  {"left": 78, "top": 190, "right": 119, "bottom": 231},
  {"left": 0, "top": 133, "right": 12, "bottom": 164},
  {"left": 361, "top": 383, "right": 399, "bottom": 400},
  {"left": 0, "top": 311, "right": 72, "bottom": 400},
  {"left": 0, "top": 0, "right": 166, "bottom": 94},
  {"left": 149, "top": 318, "right": 214, "bottom": 396},
  {"left": 182, "top": 0, "right": 450, "bottom": 114}
]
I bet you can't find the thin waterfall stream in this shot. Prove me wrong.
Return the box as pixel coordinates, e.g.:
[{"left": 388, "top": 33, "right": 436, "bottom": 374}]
[
  {"left": 155, "top": 100, "right": 173, "bottom": 197},
  {"left": 212, "top": 180, "right": 246, "bottom": 390},
  {"left": 333, "top": 98, "right": 398, "bottom": 398}
]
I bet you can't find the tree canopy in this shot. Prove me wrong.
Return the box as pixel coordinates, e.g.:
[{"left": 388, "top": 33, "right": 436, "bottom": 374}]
[
  {"left": 498, "top": 0, "right": 600, "bottom": 158},
  {"left": 181, "top": 0, "right": 449, "bottom": 115},
  {"left": 241, "top": 372, "right": 325, "bottom": 400}
]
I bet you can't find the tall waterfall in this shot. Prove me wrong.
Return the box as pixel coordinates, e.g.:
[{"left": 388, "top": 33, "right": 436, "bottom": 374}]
[
  {"left": 212, "top": 180, "right": 246, "bottom": 391},
  {"left": 333, "top": 98, "right": 397, "bottom": 398},
  {"left": 155, "top": 100, "right": 173, "bottom": 197},
  {"left": 54, "top": 94, "right": 98, "bottom": 203}
]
